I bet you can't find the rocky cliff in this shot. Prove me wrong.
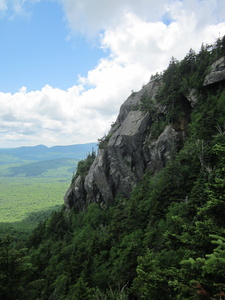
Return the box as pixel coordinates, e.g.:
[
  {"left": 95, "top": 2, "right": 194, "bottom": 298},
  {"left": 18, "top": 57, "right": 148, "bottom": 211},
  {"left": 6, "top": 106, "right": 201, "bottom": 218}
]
[
  {"left": 64, "top": 56, "right": 225, "bottom": 211},
  {"left": 203, "top": 56, "right": 225, "bottom": 86}
]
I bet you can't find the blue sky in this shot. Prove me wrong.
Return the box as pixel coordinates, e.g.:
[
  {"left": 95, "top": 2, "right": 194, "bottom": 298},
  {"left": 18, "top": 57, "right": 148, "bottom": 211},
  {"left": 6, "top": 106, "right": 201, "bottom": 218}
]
[
  {"left": 0, "top": 0, "right": 105, "bottom": 93},
  {"left": 0, "top": 0, "right": 225, "bottom": 148}
]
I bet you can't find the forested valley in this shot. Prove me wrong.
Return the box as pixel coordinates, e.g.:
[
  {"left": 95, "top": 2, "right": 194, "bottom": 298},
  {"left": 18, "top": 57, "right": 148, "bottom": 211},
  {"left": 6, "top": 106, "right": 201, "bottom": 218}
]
[
  {"left": 1, "top": 37, "right": 225, "bottom": 299},
  {"left": 0, "top": 143, "right": 96, "bottom": 240}
]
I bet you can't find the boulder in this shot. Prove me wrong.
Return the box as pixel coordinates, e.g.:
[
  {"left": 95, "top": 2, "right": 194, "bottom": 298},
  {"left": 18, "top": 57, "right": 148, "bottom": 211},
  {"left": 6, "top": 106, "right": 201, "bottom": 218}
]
[{"left": 203, "top": 56, "right": 225, "bottom": 86}]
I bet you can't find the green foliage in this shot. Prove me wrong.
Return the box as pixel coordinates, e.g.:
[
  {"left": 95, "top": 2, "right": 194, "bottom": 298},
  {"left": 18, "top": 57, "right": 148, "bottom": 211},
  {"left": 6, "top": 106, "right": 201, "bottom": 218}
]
[
  {"left": 132, "top": 249, "right": 172, "bottom": 299},
  {"left": 1, "top": 36, "right": 225, "bottom": 299},
  {"left": 98, "top": 133, "right": 113, "bottom": 149},
  {"left": 137, "top": 91, "right": 157, "bottom": 113},
  {"left": 68, "top": 277, "right": 93, "bottom": 300},
  {"left": 0, "top": 235, "right": 33, "bottom": 300},
  {"left": 7, "top": 158, "right": 77, "bottom": 177},
  {"left": 72, "top": 150, "right": 96, "bottom": 182},
  {"left": 197, "top": 143, "right": 225, "bottom": 226},
  {"left": 0, "top": 143, "right": 96, "bottom": 162},
  {"left": 0, "top": 177, "right": 68, "bottom": 239},
  {"left": 180, "top": 232, "right": 225, "bottom": 298},
  {"left": 0, "top": 143, "right": 96, "bottom": 178},
  {"left": 149, "top": 119, "right": 167, "bottom": 139}
]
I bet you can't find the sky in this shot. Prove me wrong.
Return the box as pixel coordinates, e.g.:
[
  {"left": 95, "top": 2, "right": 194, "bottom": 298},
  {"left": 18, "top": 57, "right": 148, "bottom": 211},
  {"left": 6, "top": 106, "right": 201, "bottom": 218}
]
[{"left": 0, "top": 0, "right": 225, "bottom": 148}]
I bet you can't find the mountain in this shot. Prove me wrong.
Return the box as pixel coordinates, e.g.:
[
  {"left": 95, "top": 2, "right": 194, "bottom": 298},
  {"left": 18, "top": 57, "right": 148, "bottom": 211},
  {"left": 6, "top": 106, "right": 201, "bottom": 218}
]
[
  {"left": 0, "top": 143, "right": 97, "bottom": 161},
  {"left": 0, "top": 143, "right": 97, "bottom": 177},
  {"left": 1, "top": 37, "right": 225, "bottom": 300},
  {"left": 64, "top": 53, "right": 225, "bottom": 211}
]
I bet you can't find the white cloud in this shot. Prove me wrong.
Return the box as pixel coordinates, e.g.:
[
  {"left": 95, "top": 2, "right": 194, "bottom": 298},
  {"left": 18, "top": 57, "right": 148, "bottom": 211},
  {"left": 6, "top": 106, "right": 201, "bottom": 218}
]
[
  {"left": 60, "top": 0, "right": 225, "bottom": 34},
  {"left": 60, "top": 0, "right": 172, "bottom": 37},
  {"left": 0, "top": 83, "right": 117, "bottom": 148},
  {"left": 1, "top": 0, "right": 225, "bottom": 147}
]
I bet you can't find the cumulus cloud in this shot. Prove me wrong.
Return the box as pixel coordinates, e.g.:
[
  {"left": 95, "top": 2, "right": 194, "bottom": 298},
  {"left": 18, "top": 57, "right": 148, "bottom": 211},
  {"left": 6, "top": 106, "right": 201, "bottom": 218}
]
[
  {"left": 0, "top": 0, "right": 225, "bottom": 147},
  {"left": 60, "top": 0, "right": 225, "bottom": 34},
  {"left": 0, "top": 84, "right": 117, "bottom": 148}
]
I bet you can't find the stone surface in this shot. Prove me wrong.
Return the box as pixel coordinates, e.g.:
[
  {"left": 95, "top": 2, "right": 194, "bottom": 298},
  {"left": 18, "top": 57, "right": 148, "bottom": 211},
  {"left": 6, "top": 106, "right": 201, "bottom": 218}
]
[
  {"left": 64, "top": 56, "right": 225, "bottom": 211},
  {"left": 203, "top": 56, "right": 225, "bottom": 86},
  {"left": 64, "top": 79, "right": 188, "bottom": 211},
  {"left": 145, "top": 125, "right": 178, "bottom": 174},
  {"left": 185, "top": 89, "right": 198, "bottom": 107}
]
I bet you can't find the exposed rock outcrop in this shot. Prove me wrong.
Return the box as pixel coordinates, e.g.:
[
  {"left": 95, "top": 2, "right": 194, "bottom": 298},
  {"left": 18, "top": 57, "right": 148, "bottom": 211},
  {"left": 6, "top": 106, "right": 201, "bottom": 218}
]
[
  {"left": 185, "top": 88, "right": 198, "bottom": 107},
  {"left": 64, "top": 79, "right": 192, "bottom": 211},
  {"left": 64, "top": 56, "right": 225, "bottom": 211},
  {"left": 203, "top": 56, "right": 225, "bottom": 86},
  {"left": 144, "top": 125, "right": 178, "bottom": 174}
]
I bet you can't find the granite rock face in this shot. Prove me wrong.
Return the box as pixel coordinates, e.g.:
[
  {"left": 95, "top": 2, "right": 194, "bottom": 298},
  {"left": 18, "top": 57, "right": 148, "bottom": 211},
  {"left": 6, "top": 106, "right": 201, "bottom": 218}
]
[
  {"left": 64, "top": 78, "right": 192, "bottom": 211},
  {"left": 203, "top": 56, "right": 225, "bottom": 86},
  {"left": 64, "top": 56, "right": 225, "bottom": 211}
]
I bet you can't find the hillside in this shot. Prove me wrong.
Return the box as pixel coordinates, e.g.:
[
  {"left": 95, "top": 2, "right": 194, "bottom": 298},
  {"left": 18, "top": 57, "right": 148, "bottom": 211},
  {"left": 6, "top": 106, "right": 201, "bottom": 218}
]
[
  {"left": 0, "top": 143, "right": 96, "bottom": 177},
  {"left": 0, "top": 143, "right": 97, "bottom": 161},
  {"left": 0, "top": 143, "right": 96, "bottom": 239},
  {"left": 0, "top": 37, "right": 225, "bottom": 300}
]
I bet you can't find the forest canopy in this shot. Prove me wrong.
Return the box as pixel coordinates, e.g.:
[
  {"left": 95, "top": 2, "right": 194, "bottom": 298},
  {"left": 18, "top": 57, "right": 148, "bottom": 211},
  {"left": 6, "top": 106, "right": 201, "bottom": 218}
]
[{"left": 1, "top": 36, "right": 225, "bottom": 300}]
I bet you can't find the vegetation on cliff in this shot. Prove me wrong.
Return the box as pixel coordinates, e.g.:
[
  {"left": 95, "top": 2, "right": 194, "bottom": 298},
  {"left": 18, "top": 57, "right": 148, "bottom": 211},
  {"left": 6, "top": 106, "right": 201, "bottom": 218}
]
[{"left": 1, "top": 36, "right": 225, "bottom": 299}]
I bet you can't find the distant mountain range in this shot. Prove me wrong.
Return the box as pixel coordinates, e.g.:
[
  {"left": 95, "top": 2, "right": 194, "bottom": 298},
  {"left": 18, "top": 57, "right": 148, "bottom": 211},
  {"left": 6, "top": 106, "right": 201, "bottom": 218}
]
[
  {"left": 0, "top": 143, "right": 97, "bottom": 161},
  {"left": 0, "top": 143, "right": 97, "bottom": 177}
]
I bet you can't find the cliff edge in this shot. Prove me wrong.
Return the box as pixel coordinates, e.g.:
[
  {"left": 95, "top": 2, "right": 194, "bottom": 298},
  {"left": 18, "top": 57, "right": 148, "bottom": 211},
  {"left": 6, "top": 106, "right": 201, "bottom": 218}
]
[{"left": 64, "top": 56, "right": 225, "bottom": 211}]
